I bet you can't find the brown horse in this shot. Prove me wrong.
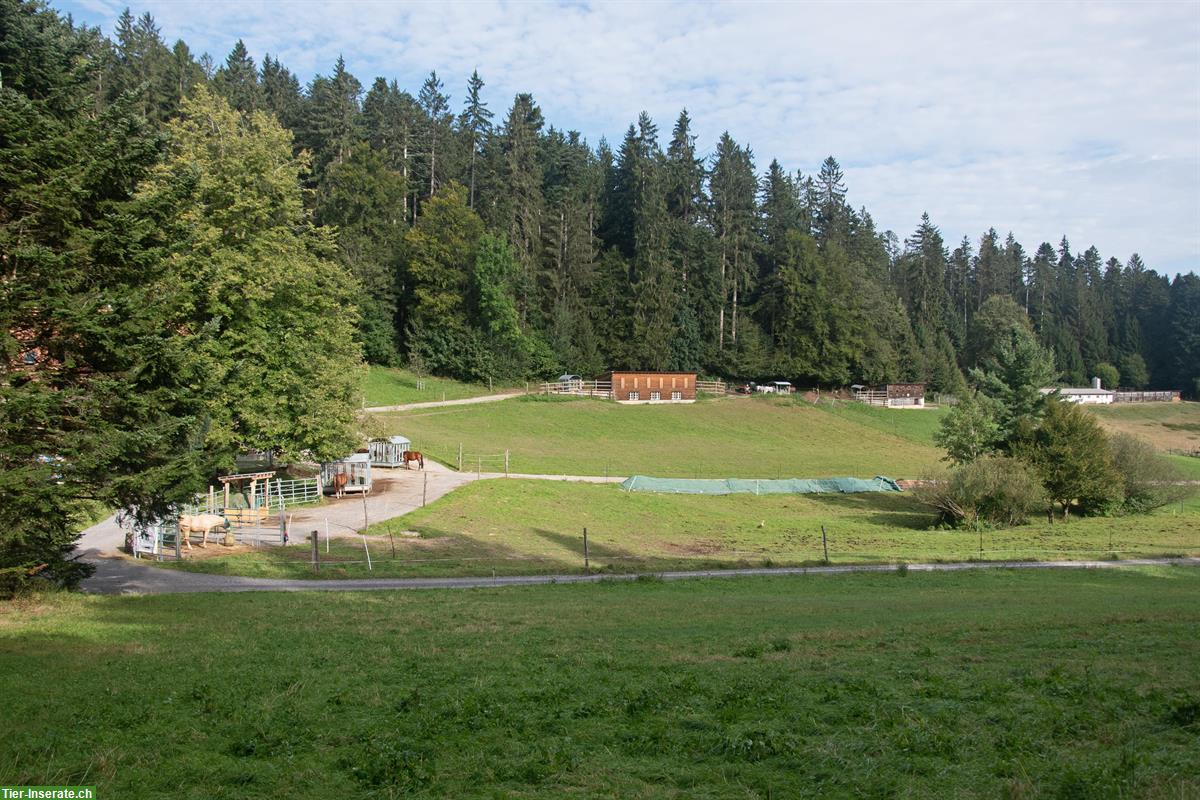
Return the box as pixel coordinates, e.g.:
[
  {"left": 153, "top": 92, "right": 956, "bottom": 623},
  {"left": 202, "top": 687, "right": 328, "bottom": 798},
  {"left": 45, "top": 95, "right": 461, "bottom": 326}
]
[
  {"left": 330, "top": 471, "right": 350, "bottom": 498},
  {"left": 403, "top": 450, "right": 425, "bottom": 470}
]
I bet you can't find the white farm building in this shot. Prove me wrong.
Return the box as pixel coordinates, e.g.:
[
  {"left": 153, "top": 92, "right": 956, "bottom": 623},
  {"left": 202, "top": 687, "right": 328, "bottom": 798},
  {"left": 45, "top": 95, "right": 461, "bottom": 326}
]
[{"left": 1041, "top": 377, "right": 1114, "bottom": 405}]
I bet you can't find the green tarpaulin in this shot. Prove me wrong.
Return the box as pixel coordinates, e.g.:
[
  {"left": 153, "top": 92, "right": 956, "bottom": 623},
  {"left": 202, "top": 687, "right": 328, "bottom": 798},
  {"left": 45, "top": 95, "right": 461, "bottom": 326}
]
[{"left": 619, "top": 475, "right": 902, "bottom": 495}]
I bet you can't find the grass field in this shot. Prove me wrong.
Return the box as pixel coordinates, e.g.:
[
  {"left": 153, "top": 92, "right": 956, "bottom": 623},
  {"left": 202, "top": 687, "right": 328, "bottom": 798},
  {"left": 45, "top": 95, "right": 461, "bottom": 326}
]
[
  {"left": 163, "top": 479, "right": 1200, "bottom": 581},
  {"left": 363, "top": 366, "right": 516, "bottom": 407},
  {"left": 3, "top": 569, "right": 1198, "bottom": 798},
  {"left": 1087, "top": 401, "right": 1200, "bottom": 454},
  {"left": 808, "top": 399, "right": 946, "bottom": 446},
  {"left": 381, "top": 395, "right": 945, "bottom": 479}
]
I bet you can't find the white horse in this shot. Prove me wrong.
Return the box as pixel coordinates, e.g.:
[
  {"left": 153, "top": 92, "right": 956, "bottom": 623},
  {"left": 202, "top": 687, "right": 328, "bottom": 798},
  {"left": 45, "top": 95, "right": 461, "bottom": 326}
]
[{"left": 178, "top": 513, "right": 229, "bottom": 549}]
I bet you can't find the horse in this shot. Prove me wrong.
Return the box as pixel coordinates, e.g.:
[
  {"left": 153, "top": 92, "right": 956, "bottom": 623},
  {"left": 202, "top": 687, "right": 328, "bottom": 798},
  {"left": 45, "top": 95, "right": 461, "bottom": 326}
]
[
  {"left": 330, "top": 471, "right": 350, "bottom": 498},
  {"left": 403, "top": 450, "right": 425, "bottom": 470},
  {"left": 178, "top": 513, "right": 229, "bottom": 550}
]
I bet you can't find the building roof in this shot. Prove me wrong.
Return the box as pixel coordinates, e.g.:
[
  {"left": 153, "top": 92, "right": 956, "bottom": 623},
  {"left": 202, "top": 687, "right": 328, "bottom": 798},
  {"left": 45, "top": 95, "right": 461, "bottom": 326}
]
[{"left": 1040, "top": 387, "right": 1114, "bottom": 396}]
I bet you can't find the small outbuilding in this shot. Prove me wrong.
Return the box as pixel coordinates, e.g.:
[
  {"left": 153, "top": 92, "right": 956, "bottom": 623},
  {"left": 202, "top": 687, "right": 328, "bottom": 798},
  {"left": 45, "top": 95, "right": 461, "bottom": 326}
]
[
  {"left": 851, "top": 383, "right": 926, "bottom": 408},
  {"left": 321, "top": 452, "right": 373, "bottom": 495},
  {"left": 600, "top": 371, "right": 696, "bottom": 403},
  {"left": 369, "top": 435, "right": 411, "bottom": 467}
]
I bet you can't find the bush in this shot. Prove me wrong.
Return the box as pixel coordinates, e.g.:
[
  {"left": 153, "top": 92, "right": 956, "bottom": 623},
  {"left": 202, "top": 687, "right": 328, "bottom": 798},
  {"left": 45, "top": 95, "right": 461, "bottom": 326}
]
[
  {"left": 1109, "top": 434, "right": 1195, "bottom": 513},
  {"left": 1014, "top": 398, "right": 1123, "bottom": 517},
  {"left": 917, "top": 456, "right": 1046, "bottom": 529}
]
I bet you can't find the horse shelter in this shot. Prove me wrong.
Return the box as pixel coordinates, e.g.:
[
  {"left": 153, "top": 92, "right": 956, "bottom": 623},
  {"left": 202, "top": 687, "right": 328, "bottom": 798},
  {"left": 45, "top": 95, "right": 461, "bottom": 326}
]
[
  {"left": 369, "top": 435, "right": 411, "bottom": 467},
  {"left": 321, "top": 451, "right": 373, "bottom": 495}
]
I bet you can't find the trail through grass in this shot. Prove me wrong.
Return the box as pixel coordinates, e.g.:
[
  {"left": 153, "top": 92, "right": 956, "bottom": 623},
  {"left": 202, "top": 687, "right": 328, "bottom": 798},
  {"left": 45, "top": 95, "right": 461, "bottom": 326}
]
[
  {"left": 2, "top": 569, "right": 1198, "bottom": 798},
  {"left": 363, "top": 366, "right": 516, "bottom": 407}
]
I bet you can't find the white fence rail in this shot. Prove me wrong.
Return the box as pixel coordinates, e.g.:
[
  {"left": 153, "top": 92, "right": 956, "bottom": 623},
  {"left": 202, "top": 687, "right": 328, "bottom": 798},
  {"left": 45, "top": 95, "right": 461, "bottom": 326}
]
[
  {"left": 538, "top": 380, "right": 614, "bottom": 399},
  {"left": 1114, "top": 391, "right": 1181, "bottom": 403},
  {"left": 695, "top": 380, "right": 727, "bottom": 395}
]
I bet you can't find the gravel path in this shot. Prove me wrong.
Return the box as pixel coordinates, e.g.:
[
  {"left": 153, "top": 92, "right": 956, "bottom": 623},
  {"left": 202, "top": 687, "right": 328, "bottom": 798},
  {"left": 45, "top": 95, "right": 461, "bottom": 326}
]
[
  {"left": 80, "top": 556, "right": 1200, "bottom": 595},
  {"left": 364, "top": 392, "right": 524, "bottom": 413}
]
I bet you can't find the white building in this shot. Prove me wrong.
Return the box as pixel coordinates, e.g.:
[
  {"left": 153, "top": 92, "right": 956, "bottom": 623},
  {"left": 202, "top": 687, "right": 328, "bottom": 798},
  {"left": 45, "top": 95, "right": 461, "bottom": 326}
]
[{"left": 1041, "top": 377, "right": 1114, "bottom": 405}]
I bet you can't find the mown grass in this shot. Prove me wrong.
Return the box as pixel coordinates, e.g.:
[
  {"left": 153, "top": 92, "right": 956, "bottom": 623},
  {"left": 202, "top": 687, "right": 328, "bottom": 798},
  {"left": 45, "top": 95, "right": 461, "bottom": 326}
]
[
  {"left": 1087, "top": 401, "right": 1200, "bottom": 453},
  {"left": 807, "top": 398, "right": 947, "bottom": 446},
  {"left": 2, "top": 569, "right": 1198, "bottom": 798},
  {"left": 163, "top": 479, "right": 1200, "bottom": 581},
  {"left": 382, "top": 394, "right": 945, "bottom": 478},
  {"left": 363, "top": 366, "right": 517, "bottom": 407}
]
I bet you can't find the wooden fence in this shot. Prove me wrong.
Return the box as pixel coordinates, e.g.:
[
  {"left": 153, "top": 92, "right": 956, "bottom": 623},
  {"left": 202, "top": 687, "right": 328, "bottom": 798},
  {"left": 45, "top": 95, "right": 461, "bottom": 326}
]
[
  {"left": 1113, "top": 391, "right": 1181, "bottom": 403},
  {"left": 695, "top": 380, "right": 727, "bottom": 395},
  {"left": 537, "top": 380, "right": 614, "bottom": 399}
]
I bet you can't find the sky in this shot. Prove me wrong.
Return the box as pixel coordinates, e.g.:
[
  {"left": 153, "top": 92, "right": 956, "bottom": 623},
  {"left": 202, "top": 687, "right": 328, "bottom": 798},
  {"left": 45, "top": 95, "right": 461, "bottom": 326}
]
[{"left": 60, "top": 0, "right": 1200, "bottom": 278}]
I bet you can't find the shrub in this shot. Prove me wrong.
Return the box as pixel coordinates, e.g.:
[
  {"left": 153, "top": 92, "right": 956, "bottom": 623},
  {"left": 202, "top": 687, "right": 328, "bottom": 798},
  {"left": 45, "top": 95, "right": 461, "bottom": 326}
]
[
  {"left": 917, "top": 456, "right": 1046, "bottom": 528},
  {"left": 1014, "top": 398, "right": 1123, "bottom": 517},
  {"left": 1109, "top": 433, "right": 1195, "bottom": 513}
]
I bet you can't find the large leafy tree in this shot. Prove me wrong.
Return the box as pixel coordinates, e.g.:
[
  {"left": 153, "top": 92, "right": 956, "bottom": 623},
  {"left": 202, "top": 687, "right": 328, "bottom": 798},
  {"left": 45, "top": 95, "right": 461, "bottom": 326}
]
[{"left": 136, "top": 86, "right": 363, "bottom": 461}]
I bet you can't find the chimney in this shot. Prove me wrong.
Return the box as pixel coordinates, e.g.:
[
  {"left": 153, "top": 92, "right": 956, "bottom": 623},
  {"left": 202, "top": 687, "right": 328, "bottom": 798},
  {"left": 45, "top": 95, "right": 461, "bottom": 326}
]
[{"left": 1092, "top": 376, "right": 1102, "bottom": 390}]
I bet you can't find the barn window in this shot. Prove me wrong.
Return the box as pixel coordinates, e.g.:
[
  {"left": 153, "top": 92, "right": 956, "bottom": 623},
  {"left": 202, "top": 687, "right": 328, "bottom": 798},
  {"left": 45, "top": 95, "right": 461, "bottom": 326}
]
[
  {"left": 629, "top": 391, "right": 640, "bottom": 401},
  {"left": 650, "top": 391, "right": 661, "bottom": 401},
  {"left": 671, "top": 391, "right": 682, "bottom": 401}
]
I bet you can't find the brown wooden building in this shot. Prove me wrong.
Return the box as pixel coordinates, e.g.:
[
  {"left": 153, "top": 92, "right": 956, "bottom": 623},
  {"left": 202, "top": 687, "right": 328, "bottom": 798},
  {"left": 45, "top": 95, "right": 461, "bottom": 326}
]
[
  {"left": 600, "top": 371, "right": 697, "bottom": 403},
  {"left": 851, "top": 383, "right": 926, "bottom": 407}
]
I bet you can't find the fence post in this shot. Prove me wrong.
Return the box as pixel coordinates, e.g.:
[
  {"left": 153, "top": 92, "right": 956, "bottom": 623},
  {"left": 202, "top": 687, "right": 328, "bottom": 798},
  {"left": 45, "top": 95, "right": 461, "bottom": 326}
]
[
  {"left": 362, "top": 490, "right": 369, "bottom": 529},
  {"left": 477, "top": 456, "right": 481, "bottom": 477},
  {"left": 311, "top": 530, "right": 320, "bottom": 572},
  {"left": 505, "top": 450, "right": 510, "bottom": 477},
  {"left": 422, "top": 472, "right": 428, "bottom": 507},
  {"left": 821, "top": 525, "right": 829, "bottom": 563},
  {"left": 325, "top": 518, "right": 330, "bottom": 554},
  {"left": 362, "top": 534, "right": 372, "bottom": 571},
  {"left": 583, "top": 527, "right": 589, "bottom": 574},
  {"left": 458, "top": 443, "right": 463, "bottom": 471}
]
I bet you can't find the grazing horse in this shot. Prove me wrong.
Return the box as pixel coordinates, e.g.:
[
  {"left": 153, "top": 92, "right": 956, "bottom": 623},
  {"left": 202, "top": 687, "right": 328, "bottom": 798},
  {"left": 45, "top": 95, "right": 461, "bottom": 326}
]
[
  {"left": 178, "top": 513, "right": 229, "bottom": 550},
  {"left": 403, "top": 450, "right": 425, "bottom": 470},
  {"left": 330, "top": 471, "right": 350, "bottom": 498}
]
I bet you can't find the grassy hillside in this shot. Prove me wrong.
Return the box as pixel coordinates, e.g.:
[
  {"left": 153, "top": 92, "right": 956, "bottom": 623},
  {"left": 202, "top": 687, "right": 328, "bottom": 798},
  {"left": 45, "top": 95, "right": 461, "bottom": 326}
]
[
  {"left": 166, "top": 479, "right": 1199, "bottom": 580},
  {"left": 381, "top": 395, "right": 945, "bottom": 478},
  {"left": 3, "top": 569, "right": 1198, "bottom": 798},
  {"left": 808, "top": 398, "right": 946, "bottom": 446},
  {"left": 1087, "top": 401, "right": 1200, "bottom": 453},
  {"left": 363, "top": 366, "right": 517, "bottom": 407}
]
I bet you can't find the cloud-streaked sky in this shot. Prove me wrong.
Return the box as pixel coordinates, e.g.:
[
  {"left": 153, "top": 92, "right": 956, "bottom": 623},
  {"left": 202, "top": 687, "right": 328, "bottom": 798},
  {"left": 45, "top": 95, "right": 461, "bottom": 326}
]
[{"left": 61, "top": 0, "right": 1200, "bottom": 277}]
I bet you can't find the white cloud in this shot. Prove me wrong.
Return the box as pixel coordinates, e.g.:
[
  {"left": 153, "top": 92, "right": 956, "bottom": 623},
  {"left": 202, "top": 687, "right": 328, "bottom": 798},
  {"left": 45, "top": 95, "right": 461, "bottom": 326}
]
[{"left": 61, "top": 0, "right": 1200, "bottom": 275}]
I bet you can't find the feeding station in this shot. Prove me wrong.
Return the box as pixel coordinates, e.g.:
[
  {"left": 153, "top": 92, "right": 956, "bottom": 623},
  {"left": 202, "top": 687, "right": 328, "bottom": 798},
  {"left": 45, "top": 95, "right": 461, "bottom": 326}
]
[
  {"left": 321, "top": 452, "right": 373, "bottom": 495},
  {"left": 215, "top": 471, "right": 276, "bottom": 528},
  {"left": 369, "top": 435, "right": 411, "bottom": 468}
]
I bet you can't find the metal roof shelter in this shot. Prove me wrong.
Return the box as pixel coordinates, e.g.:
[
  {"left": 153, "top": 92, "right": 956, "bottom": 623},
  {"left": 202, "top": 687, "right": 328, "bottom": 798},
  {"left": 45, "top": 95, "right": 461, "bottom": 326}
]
[
  {"left": 369, "top": 435, "right": 411, "bottom": 467},
  {"left": 320, "top": 452, "right": 373, "bottom": 494}
]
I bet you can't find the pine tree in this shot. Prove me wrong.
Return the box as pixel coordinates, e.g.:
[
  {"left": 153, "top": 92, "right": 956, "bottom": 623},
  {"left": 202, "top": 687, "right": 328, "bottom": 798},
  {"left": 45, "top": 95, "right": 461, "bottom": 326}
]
[
  {"left": 497, "top": 93, "right": 545, "bottom": 326},
  {"left": 213, "top": 39, "right": 261, "bottom": 113},
  {"left": 260, "top": 54, "right": 302, "bottom": 131},
  {"left": 709, "top": 133, "right": 757, "bottom": 349},
  {"left": 417, "top": 71, "right": 452, "bottom": 200},
  {"left": 458, "top": 70, "right": 493, "bottom": 209}
]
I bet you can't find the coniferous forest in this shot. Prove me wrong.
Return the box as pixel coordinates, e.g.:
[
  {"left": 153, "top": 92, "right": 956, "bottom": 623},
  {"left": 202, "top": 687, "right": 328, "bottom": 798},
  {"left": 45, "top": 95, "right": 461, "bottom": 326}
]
[
  {"left": 1, "top": 0, "right": 1198, "bottom": 584},
  {"left": 9, "top": 3, "right": 1199, "bottom": 394}
]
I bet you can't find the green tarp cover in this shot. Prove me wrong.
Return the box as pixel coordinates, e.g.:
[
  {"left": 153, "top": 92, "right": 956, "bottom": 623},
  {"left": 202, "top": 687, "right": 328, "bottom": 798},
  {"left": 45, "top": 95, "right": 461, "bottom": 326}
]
[{"left": 619, "top": 475, "right": 902, "bottom": 495}]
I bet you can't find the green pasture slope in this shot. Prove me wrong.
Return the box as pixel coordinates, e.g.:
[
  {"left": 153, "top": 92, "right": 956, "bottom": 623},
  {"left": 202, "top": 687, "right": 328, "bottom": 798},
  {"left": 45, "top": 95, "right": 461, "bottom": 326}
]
[
  {"left": 3, "top": 569, "right": 1198, "bottom": 798},
  {"left": 381, "top": 395, "right": 945, "bottom": 478},
  {"left": 363, "top": 366, "right": 515, "bottom": 407},
  {"left": 167, "top": 479, "right": 1200, "bottom": 581},
  {"left": 1086, "top": 401, "right": 1200, "bottom": 453}
]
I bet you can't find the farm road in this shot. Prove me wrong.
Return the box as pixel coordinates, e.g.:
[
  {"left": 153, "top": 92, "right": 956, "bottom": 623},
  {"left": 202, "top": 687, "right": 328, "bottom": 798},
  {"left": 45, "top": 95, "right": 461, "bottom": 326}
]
[
  {"left": 76, "top": 461, "right": 626, "bottom": 593},
  {"left": 364, "top": 391, "right": 523, "bottom": 413},
  {"left": 79, "top": 555, "right": 1200, "bottom": 595}
]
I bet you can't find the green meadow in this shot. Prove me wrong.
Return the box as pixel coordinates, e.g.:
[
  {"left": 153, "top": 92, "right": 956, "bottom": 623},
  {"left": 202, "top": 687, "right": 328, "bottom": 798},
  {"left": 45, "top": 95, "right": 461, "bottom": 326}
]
[
  {"left": 380, "top": 395, "right": 945, "bottom": 478},
  {"left": 3, "top": 569, "right": 1198, "bottom": 798}
]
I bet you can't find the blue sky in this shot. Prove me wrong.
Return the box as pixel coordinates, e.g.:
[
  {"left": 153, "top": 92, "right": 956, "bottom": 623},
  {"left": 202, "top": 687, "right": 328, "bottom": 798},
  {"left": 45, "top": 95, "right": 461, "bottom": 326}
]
[{"left": 60, "top": 0, "right": 1200, "bottom": 277}]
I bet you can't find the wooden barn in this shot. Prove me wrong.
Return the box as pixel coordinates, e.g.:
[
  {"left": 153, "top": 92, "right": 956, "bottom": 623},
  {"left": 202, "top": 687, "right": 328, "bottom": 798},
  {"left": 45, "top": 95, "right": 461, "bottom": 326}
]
[
  {"left": 600, "top": 371, "right": 697, "bottom": 403},
  {"left": 851, "top": 383, "right": 926, "bottom": 408}
]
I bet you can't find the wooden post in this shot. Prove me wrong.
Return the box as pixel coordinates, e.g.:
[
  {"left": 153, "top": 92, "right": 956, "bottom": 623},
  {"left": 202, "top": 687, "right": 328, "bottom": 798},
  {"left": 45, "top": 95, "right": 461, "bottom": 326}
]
[
  {"left": 477, "top": 456, "right": 481, "bottom": 477},
  {"left": 979, "top": 528, "right": 984, "bottom": 557},
  {"left": 362, "top": 490, "right": 369, "bottom": 529},
  {"left": 362, "top": 534, "right": 372, "bottom": 571},
  {"left": 325, "top": 518, "right": 331, "bottom": 554},
  {"left": 422, "top": 472, "right": 428, "bottom": 507},
  {"left": 821, "top": 525, "right": 829, "bottom": 563},
  {"left": 311, "top": 530, "right": 320, "bottom": 572},
  {"left": 208, "top": 485, "right": 215, "bottom": 513},
  {"left": 458, "top": 443, "right": 463, "bottom": 471},
  {"left": 583, "top": 527, "right": 589, "bottom": 574},
  {"left": 505, "top": 450, "right": 510, "bottom": 477},
  {"left": 390, "top": 525, "right": 396, "bottom": 559},
  {"left": 224, "top": 481, "right": 230, "bottom": 510}
]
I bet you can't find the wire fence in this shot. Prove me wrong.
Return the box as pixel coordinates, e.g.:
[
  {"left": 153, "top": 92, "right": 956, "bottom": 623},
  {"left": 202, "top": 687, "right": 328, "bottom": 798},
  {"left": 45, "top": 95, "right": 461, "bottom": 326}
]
[{"left": 175, "top": 519, "right": 1197, "bottom": 576}]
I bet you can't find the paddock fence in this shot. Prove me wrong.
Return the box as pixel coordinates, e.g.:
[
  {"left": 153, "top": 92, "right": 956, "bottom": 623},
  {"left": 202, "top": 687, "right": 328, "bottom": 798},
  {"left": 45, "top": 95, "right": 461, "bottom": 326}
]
[
  {"left": 1113, "top": 390, "right": 1182, "bottom": 403},
  {"left": 695, "top": 380, "right": 727, "bottom": 395},
  {"left": 537, "top": 380, "right": 614, "bottom": 399}
]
